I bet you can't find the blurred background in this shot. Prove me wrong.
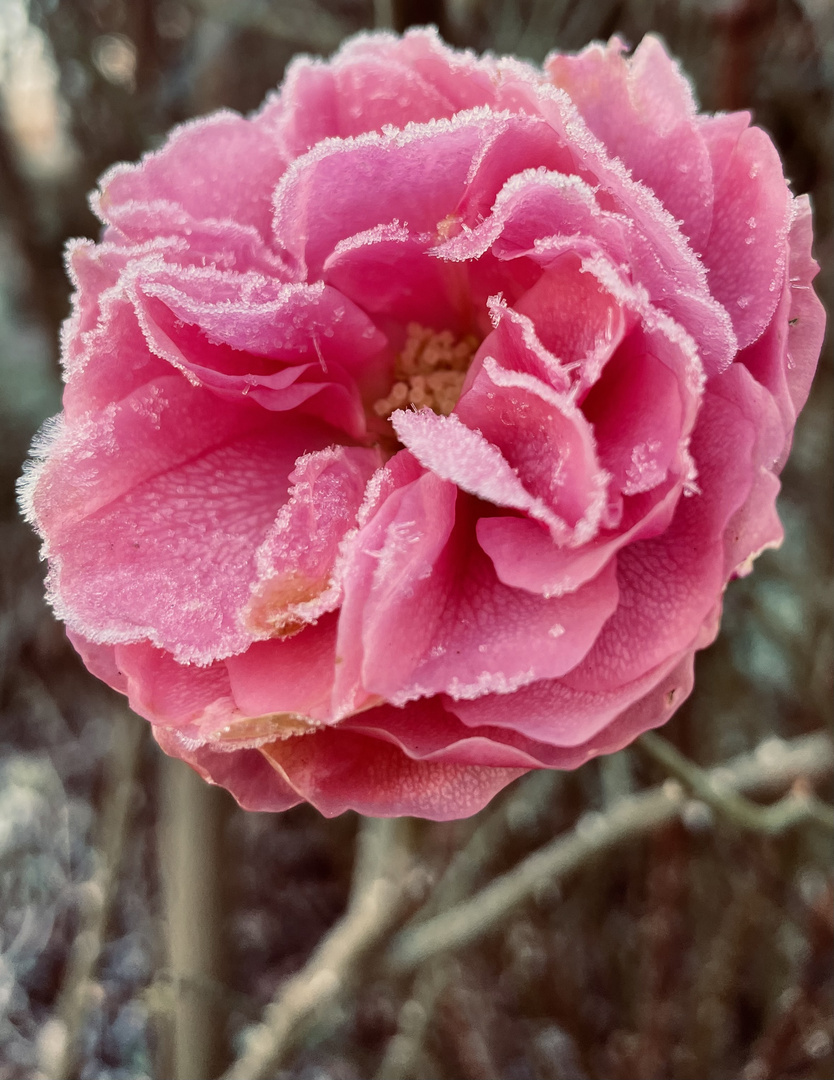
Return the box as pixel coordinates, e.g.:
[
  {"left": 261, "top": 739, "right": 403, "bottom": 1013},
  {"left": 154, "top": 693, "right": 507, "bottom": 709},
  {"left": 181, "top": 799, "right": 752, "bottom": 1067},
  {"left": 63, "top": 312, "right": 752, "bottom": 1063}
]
[{"left": 0, "top": 1, "right": 831, "bottom": 1078}]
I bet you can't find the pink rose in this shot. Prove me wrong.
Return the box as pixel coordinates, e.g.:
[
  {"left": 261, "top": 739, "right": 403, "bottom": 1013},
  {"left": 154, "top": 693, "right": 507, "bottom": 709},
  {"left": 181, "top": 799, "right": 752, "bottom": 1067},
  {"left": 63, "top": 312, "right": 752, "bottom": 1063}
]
[{"left": 21, "top": 30, "right": 824, "bottom": 819}]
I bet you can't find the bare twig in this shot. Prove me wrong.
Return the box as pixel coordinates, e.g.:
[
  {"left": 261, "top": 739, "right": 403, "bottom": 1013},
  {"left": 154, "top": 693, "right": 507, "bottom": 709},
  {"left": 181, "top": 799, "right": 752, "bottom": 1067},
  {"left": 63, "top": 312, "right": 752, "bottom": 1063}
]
[
  {"left": 187, "top": 0, "right": 345, "bottom": 53},
  {"left": 638, "top": 732, "right": 834, "bottom": 835},
  {"left": 374, "top": 0, "right": 396, "bottom": 30},
  {"left": 373, "top": 961, "right": 449, "bottom": 1080},
  {"left": 221, "top": 815, "right": 415, "bottom": 1080},
  {"left": 375, "top": 771, "right": 559, "bottom": 1079},
  {"left": 386, "top": 733, "right": 833, "bottom": 974},
  {"left": 159, "top": 754, "right": 230, "bottom": 1080},
  {"left": 41, "top": 709, "right": 144, "bottom": 1080}
]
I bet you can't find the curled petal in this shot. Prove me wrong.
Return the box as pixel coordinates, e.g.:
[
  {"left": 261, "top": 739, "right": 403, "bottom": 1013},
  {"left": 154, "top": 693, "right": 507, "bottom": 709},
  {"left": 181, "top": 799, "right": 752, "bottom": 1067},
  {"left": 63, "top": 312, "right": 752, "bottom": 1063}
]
[
  {"left": 96, "top": 111, "right": 288, "bottom": 246},
  {"left": 245, "top": 445, "right": 383, "bottom": 637},
  {"left": 21, "top": 379, "right": 340, "bottom": 663}
]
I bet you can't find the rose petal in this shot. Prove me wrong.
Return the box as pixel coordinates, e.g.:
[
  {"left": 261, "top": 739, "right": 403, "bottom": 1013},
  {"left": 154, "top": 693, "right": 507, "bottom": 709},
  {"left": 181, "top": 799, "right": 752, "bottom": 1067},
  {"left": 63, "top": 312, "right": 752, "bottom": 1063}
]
[
  {"left": 392, "top": 407, "right": 569, "bottom": 537},
  {"left": 259, "top": 727, "right": 525, "bottom": 819},
  {"left": 156, "top": 728, "right": 303, "bottom": 812},
  {"left": 97, "top": 111, "right": 288, "bottom": 245},
  {"left": 532, "top": 81, "right": 737, "bottom": 374},
  {"left": 448, "top": 633, "right": 704, "bottom": 750},
  {"left": 563, "top": 364, "right": 774, "bottom": 693},
  {"left": 700, "top": 116, "right": 792, "bottom": 349},
  {"left": 245, "top": 445, "right": 382, "bottom": 636},
  {"left": 456, "top": 357, "right": 609, "bottom": 540},
  {"left": 511, "top": 255, "right": 628, "bottom": 380},
  {"left": 22, "top": 377, "right": 340, "bottom": 663},
  {"left": 323, "top": 221, "right": 470, "bottom": 331},
  {"left": 273, "top": 108, "right": 538, "bottom": 278},
  {"left": 477, "top": 479, "right": 679, "bottom": 598},
  {"left": 739, "top": 195, "right": 826, "bottom": 452},
  {"left": 260, "top": 27, "right": 500, "bottom": 155},
  {"left": 336, "top": 472, "right": 619, "bottom": 710},
  {"left": 225, "top": 614, "right": 340, "bottom": 726},
  {"left": 547, "top": 36, "right": 714, "bottom": 251}
]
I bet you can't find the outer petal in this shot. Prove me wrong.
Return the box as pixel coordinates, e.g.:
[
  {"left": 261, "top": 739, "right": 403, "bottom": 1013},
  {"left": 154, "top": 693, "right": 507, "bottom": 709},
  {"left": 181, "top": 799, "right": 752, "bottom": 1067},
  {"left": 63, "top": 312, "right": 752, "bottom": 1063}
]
[
  {"left": 447, "top": 633, "right": 707, "bottom": 754},
  {"left": 547, "top": 36, "right": 715, "bottom": 251},
  {"left": 342, "top": 697, "right": 544, "bottom": 768},
  {"left": 21, "top": 377, "right": 340, "bottom": 663},
  {"left": 526, "top": 606, "right": 720, "bottom": 769},
  {"left": 780, "top": 196, "right": 826, "bottom": 418},
  {"left": 79, "top": 638, "right": 245, "bottom": 746},
  {"left": 259, "top": 27, "right": 501, "bottom": 156},
  {"left": 529, "top": 80, "right": 737, "bottom": 374},
  {"left": 156, "top": 728, "right": 303, "bottom": 813},
  {"left": 63, "top": 298, "right": 174, "bottom": 423},
  {"left": 343, "top": 628, "right": 709, "bottom": 769},
  {"left": 699, "top": 114, "right": 792, "bottom": 349},
  {"left": 739, "top": 194, "right": 825, "bottom": 450},
  {"left": 258, "top": 727, "right": 525, "bottom": 819},
  {"left": 73, "top": 621, "right": 341, "bottom": 746},
  {"left": 96, "top": 112, "right": 288, "bottom": 248}
]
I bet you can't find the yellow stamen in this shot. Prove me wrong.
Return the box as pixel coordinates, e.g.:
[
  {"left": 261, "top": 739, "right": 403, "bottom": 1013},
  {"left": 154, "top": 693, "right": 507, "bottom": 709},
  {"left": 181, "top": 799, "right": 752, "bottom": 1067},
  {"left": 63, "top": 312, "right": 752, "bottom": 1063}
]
[{"left": 373, "top": 322, "right": 479, "bottom": 419}]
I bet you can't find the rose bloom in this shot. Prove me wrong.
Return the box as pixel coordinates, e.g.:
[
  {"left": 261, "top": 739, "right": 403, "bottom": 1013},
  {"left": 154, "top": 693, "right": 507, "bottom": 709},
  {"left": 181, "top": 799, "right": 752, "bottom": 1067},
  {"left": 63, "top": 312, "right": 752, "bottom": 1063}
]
[{"left": 21, "top": 30, "right": 824, "bottom": 818}]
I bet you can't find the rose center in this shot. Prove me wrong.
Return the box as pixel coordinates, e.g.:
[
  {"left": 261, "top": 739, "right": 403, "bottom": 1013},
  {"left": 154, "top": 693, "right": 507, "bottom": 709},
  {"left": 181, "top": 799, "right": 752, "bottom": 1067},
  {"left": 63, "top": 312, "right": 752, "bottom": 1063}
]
[{"left": 372, "top": 322, "right": 479, "bottom": 419}]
